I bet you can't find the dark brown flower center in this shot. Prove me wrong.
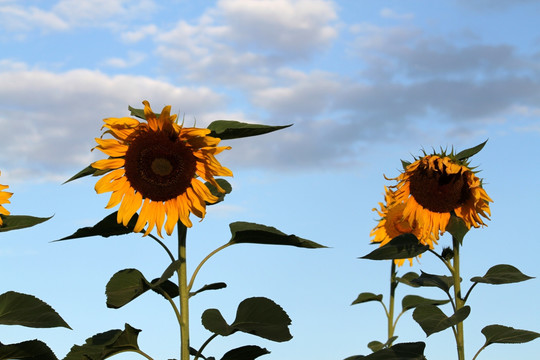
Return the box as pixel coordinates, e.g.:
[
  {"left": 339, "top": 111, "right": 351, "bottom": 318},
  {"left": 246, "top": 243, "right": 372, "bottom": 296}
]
[
  {"left": 124, "top": 129, "right": 197, "bottom": 201},
  {"left": 408, "top": 161, "right": 471, "bottom": 213}
]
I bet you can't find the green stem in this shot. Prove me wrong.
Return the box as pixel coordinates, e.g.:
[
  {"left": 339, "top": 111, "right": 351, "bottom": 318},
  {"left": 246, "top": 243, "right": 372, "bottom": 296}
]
[
  {"left": 471, "top": 344, "right": 488, "bottom": 360},
  {"left": 452, "top": 235, "right": 465, "bottom": 360},
  {"left": 193, "top": 333, "right": 219, "bottom": 360},
  {"left": 388, "top": 261, "right": 397, "bottom": 341},
  {"left": 133, "top": 349, "right": 155, "bottom": 360},
  {"left": 148, "top": 233, "right": 176, "bottom": 263},
  {"left": 187, "top": 243, "right": 231, "bottom": 293},
  {"left": 463, "top": 282, "right": 478, "bottom": 304},
  {"left": 177, "top": 221, "right": 190, "bottom": 360}
]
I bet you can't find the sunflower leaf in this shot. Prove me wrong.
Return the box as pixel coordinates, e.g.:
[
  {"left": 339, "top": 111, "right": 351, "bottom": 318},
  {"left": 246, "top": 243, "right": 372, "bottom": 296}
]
[
  {"left": 63, "top": 323, "right": 141, "bottom": 360},
  {"left": 446, "top": 215, "right": 469, "bottom": 245},
  {"left": 367, "top": 336, "right": 398, "bottom": 352},
  {"left": 470, "top": 264, "right": 534, "bottom": 285},
  {"left": 0, "top": 291, "right": 71, "bottom": 329},
  {"left": 190, "top": 282, "right": 227, "bottom": 297},
  {"left": 228, "top": 221, "right": 326, "bottom": 248},
  {"left": 0, "top": 215, "right": 51, "bottom": 233},
  {"left": 207, "top": 120, "right": 292, "bottom": 140},
  {"left": 55, "top": 212, "right": 139, "bottom": 241},
  {"left": 205, "top": 179, "right": 233, "bottom": 205},
  {"left": 410, "top": 271, "right": 456, "bottom": 292},
  {"left": 221, "top": 345, "right": 270, "bottom": 360},
  {"left": 128, "top": 106, "right": 148, "bottom": 120},
  {"left": 351, "top": 292, "right": 383, "bottom": 305},
  {"left": 202, "top": 297, "right": 292, "bottom": 342},
  {"left": 361, "top": 234, "right": 429, "bottom": 261},
  {"left": 346, "top": 342, "right": 426, "bottom": 360},
  {"left": 401, "top": 295, "right": 450, "bottom": 312},
  {"left": 481, "top": 325, "right": 540, "bottom": 345},
  {"left": 0, "top": 340, "right": 58, "bottom": 360},
  {"left": 455, "top": 140, "right": 488, "bottom": 161},
  {"left": 413, "top": 305, "right": 470, "bottom": 336},
  {"left": 396, "top": 272, "right": 421, "bottom": 288},
  {"left": 105, "top": 269, "right": 151, "bottom": 309}
]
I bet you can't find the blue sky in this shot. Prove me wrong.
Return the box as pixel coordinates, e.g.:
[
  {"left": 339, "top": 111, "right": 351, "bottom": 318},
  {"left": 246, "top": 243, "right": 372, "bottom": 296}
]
[{"left": 0, "top": 1, "right": 539, "bottom": 359}]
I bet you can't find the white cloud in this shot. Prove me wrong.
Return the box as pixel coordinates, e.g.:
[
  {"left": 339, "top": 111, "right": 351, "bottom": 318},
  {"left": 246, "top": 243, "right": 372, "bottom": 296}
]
[
  {"left": 0, "top": 4, "right": 68, "bottom": 31},
  {"left": 102, "top": 51, "right": 146, "bottom": 68},
  {"left": 121, "top": 24, "right": 158, "bottom": 42},
  {"left": 0, "top": 66, "right": 226, "bottom": 181},
  {"left": 380, "top": 8, "right": 414, "bottom": 20}
]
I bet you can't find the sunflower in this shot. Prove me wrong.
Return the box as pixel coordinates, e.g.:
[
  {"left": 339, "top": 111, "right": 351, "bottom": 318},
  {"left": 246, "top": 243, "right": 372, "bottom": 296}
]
[
  {"left": 0, "top": 171, "right": 13, "bottom": 226},
  {"left": 392, "top": 154, "right": 492, "bottom": 239},
  {"left": 371, "top": 187, "right": 438, "bottom": 266},
  {"left": 92, "top": 100, "right": 232, "bottom": 236}
]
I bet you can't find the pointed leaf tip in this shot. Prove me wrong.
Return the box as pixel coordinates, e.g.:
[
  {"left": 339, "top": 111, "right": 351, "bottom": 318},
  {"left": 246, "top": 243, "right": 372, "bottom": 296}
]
[{"left": 229, "top": 221, "right": 326, "bottom": 248}]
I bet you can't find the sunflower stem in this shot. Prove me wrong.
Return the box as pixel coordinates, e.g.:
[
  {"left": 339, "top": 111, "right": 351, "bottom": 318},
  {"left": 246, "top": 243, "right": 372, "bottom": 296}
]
[
  {"left": 452, "top": 235, "right": 465, "bottom": 360},
  {"left": 187, "top": 243, "right": 231, "bottom": 293},
  {"left": 387, "top": 261, "right": 397, "bottom": 342},
  {"left": 177, "top": 221, "right": 190, "bottom": 360}
]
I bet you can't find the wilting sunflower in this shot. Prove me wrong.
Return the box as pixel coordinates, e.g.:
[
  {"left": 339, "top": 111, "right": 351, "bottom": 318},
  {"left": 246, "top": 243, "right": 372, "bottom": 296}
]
[
  {"left": 371, "top": 188, "right": 438, "bottom": 266},
  {"left": 0, "top": 171, "right": 12, "bottom": 226},
  {"left": 92, "top": 100, "right": 232, "bottom": 236},
  {"left": 392, "top": 154, "right": 492, "bottom": 239}
]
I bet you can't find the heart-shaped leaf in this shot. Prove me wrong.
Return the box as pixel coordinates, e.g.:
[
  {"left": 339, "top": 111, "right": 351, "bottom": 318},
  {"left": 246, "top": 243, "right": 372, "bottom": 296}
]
[
  {"left": 471, "top": 264, "right": 534, "bottom": 285},
  {"left": 481, "top": 325, "right": 539, "bottom": 345},
  {"left": 351, "top": 293, "right": 383, "bottom": 306},
  {"left": 413, "top": 305, "right": 470, "bottom": 336},
  {"left": 105, "top": 269, "right": 151, "bottom": 309},
  {"left": 0, "top": 291, "right": 70, "bottom": 329},
  {"left": 0, "top": 340, "right": 58, "bottom": 360}
]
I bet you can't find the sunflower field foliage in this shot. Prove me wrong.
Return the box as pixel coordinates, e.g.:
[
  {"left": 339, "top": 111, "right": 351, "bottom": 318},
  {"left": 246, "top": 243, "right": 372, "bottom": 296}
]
[{"left": 0, "top": 104, "right": 538, "bottom": 360}]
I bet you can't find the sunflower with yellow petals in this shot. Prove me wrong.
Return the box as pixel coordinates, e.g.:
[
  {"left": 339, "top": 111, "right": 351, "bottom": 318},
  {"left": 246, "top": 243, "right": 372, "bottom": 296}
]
[
  {"left": 92, "top": 100, "right": 232, "bottom": 236},
  {"left": 0, "top": 171, "right": 13, "bottom": 226},
  {"left": 392, "top": 154, "right": 492, "bottom": 240},
  {"left": 371, "top": 187, "right": 438, "bottom": 266}
]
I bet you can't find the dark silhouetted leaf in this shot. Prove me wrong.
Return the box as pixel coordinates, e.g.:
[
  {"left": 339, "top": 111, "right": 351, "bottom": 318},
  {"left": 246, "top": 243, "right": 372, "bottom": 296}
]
[
  {"left": 351, "top": 293, "right": 383, "bottom": 305},
  {"left": 471, "top": 264, "right": 534, "bottom": 285},
  {"left": 105, "top": 269, "right": 151, "bottom": 309},
  {"left": 346, "top": 342, "right": 426, "bottom": 360},
  {"left": 221, "top": 345, "right": 270, "bottom": 360},
  {"left": 205, "top": 179, "right": 232, "bottom": 205},
  {"left": 367, "top": 336, "right": 398, "bottom": 352},
  {"left": 397, "top": 272, "right": 420, "bottom": 288},
  {"left": 0, "top": 291, "right": 70, "bottom": 329},
  {"left": 446, "top": 215, "right": 469, "bottom": 245},
  {"left": 401, "top": 295, "right": 450, "bottom": 312},
  {"left": 64, "top": 324, "right": 141, "bottom": 360},
  {"left": 0, "top": 216, "right": 51, "bottom": 233},
  {"left": 0, "top": 340, "right": 58, "bottom": 360},
  {"left": 228, "top": 222, "right": 325, "bottom": 248},
  {"left": 361, "top": 234, "right": 429, "bottom": 261},
  {"left": 481, "top": 325, "right": 539, "bottom": 345},
  {"left": 64, "top": 165, "right": 106, "bottom": 184},
  {"left": 413, "top": 305, "right": 470, "bottom": 336},
  {"left": 411, "top": 271, "right": 455, "bottom": 292},
  {"left": 401, "top": 160, "right": 412, "bottom": 171},
  {"left": 56, "top": 212, "right": 138, "bottom": 241},
  {"left": 207, "top": 121, "right": 291, "bottom": 140},
  {"left": 455, "top": 140, "right": 488, "bottom": 161},
  {"left": 191, "top": 282, "right": 227, "bottom": 297},
  {"left": 202, "top": 297, "right": 292, "bottom": 342}
]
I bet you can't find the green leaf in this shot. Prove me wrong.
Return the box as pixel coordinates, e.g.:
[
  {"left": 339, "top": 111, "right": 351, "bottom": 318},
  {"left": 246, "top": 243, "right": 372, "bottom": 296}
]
[
  {"left": 0, "top": 340, "right": 58, "bottom": 360},
  {"left": 201, "top": 309, "right": 234, "bottom": 336},
  {"left": 361, "top": 234, "right": 429, "bottom": 261},
  {"left": 205, "top": 179, "right": 233, "bottom": 205},
  {"left": 455, "top": 140, "right": 488, "bottom": 161},
  {"left": 221, "top": 345, "right": 270, "bottom": 360},
  {"left": 105, "top": 269, "right": 151, "bottom": 309},
  {"left": 351, "top": 292, "right": 383, "bottom": 305},
  {"left": 446, "top": 215, "right": 469, "bottom": 245},
  {"left": 202, "top": 297, "right": 292, "bottom": 342},
  {"left": 413, "top": 305, "right": 470, "bottom": 336},
  {"left": 150, "top": 279, "right": 179, "bottom": 299},
  {"left": 397, "top": 272, "right": 420, "bottom": 288},
  {"left": 64, "top": 324, "right": 141, "bottom": 360},
  {"left": 190, "top": 282, "right": 227, "bottom": 297},
  {"left": 55, "top": 212, "right": 138, "bottom": 241},
  {"left": 401, "top": 160, "right": 412, "bottom": 171},
  {"left": 228, "top": 222, "right": 326, "bottom": 249},
  {"left": 481, "top": 325, "right": 540, "bottom": 345},
  {"left": 207, "top": 120, "right": 292, "bottom": 140},
  {"left": 347, "top": 342, "right": 426, "bottom": 360},
  {"left": 471, "top": 264, "right": 534, "bottom": 285},
  {"left": 0, "top": 291, "right": 70, "bottom": 329},
  {"left": 411, "top": 271, "right": 455, "bottom": 292},
  {"left": 0, "top": 215, "right": 51, "bottom": 233},
  {"left": 63, "top": 165, "right": 104, "bottom": 184},
  {"left": 367, "top": 336, "right": 398, "bottom": 352},
  {"left": 128, "top": 106, "right": 147, "bottom": 120},
  {"left": 401, "top": 295, "right": 450, "bottom": 312}
]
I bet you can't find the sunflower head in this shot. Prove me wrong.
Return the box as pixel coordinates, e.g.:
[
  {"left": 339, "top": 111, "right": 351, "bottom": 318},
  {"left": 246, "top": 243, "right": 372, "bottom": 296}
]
[
  {"left": 0, "top": 171, "right": 13, "bottom": 226},
  {"left": 92, "top": 100, "right": 232, "bottom": 237},
  {"left": 371, "top": 187, "right": 438, "bottom": 266},
  {"left": 393, "top": 149, "right": 492, "bottom": 239}
]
